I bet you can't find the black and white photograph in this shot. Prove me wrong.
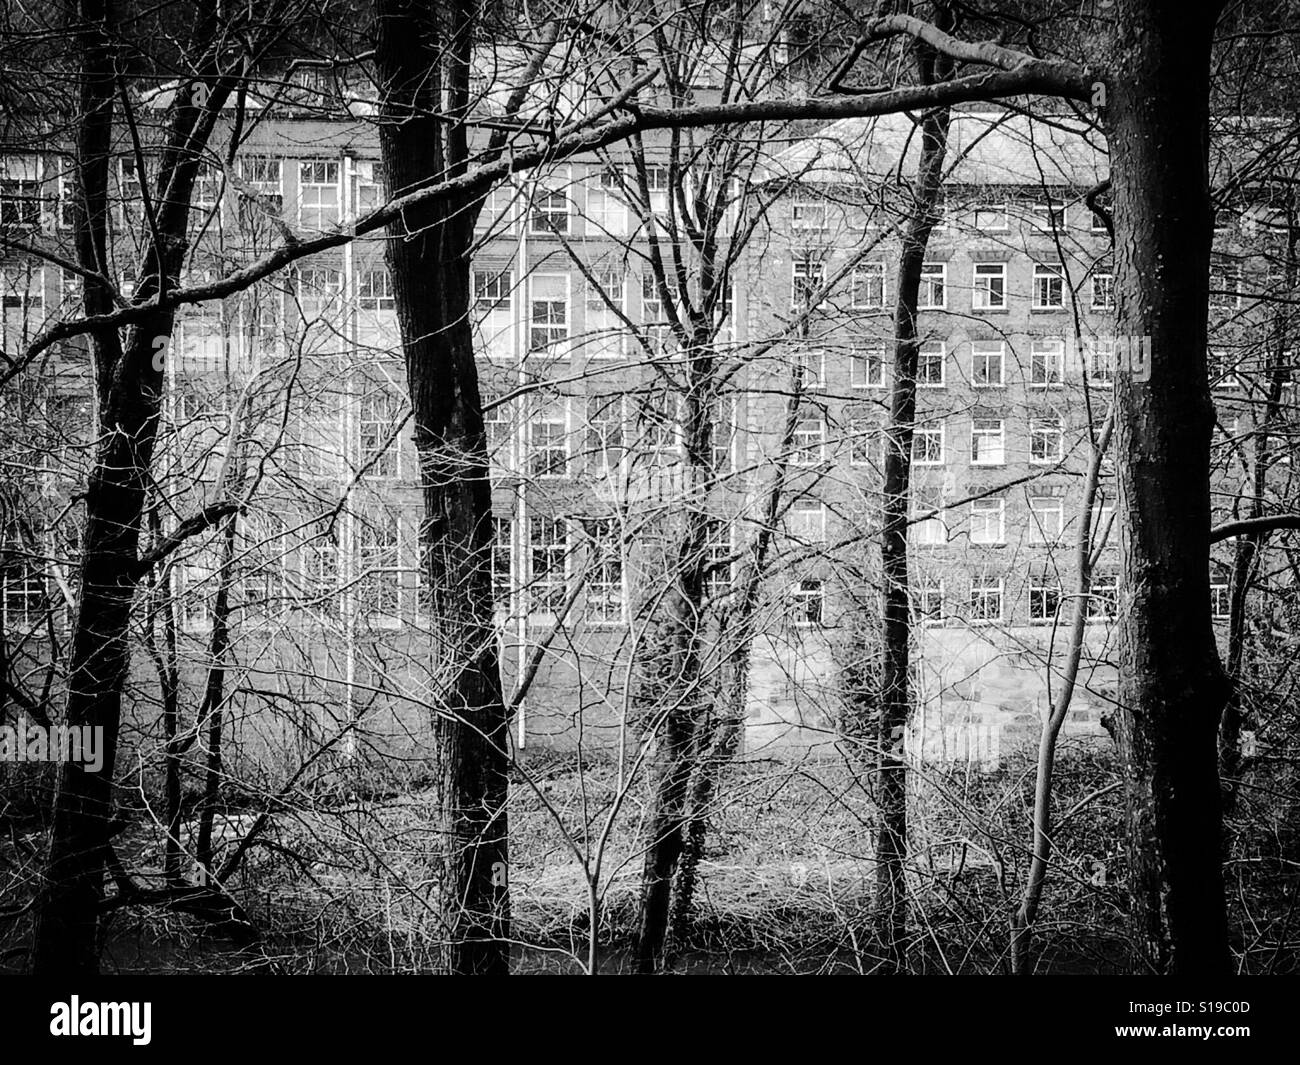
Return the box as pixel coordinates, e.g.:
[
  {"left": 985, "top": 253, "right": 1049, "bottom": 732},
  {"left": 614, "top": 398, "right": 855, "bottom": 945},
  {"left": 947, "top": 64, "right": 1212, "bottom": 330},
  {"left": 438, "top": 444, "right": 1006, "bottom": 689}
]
[{"left": 0, "top": 0, "right": 1294, "bottom": 1032}]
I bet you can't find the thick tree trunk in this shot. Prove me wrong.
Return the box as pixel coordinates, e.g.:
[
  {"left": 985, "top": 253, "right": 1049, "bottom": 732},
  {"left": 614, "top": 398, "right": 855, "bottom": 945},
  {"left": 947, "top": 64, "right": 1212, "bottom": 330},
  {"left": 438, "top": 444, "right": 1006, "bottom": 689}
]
[
  {"left": 32, "top": 3, "right": 227, "bottom": 970},
  {"left": 1109, "top": 0, "right": 1232, "bottom": 975},
  {"left": 376, "top": 0, "right": 510, "bottom": 975}
]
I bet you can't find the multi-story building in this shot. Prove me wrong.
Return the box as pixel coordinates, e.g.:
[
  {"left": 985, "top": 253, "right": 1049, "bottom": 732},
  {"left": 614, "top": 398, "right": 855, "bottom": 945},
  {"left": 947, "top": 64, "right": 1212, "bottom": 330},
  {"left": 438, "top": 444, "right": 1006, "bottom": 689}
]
[{"left": 1, "top": 94, "right": 1290, "bottom": 777}]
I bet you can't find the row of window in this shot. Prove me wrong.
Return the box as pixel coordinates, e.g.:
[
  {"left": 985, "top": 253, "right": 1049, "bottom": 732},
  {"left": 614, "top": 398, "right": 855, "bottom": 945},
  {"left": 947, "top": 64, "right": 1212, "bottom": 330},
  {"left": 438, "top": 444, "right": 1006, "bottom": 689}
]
[
  {"left": 793, "top": 257, "right": 1109, "bottom": 313},
  {"left": 806, "top": 337, "right": 1115, "bottom": 390},
  {"left": 788, "top": 194, "right": 1107, "bottom": 238}
]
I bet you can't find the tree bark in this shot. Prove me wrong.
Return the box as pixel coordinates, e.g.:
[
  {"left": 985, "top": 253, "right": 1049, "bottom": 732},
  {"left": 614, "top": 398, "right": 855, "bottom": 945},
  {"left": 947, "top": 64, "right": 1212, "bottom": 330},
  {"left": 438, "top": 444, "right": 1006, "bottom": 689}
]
[
  {"left": 874, "top": 93, "right": 949, "bottom": 972},
  {"left": 375, "top": 0, "right": 510, "bottom": 975},
  {"left": 1108, "top": 0, "right": 1232, "bottom": 975}
]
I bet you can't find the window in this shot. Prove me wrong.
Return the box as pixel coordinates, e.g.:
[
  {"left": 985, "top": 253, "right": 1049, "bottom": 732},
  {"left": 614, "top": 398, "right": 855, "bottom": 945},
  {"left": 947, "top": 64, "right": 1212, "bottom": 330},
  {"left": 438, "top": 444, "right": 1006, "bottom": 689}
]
[
  {"left": 711, "top": 395, "right": 736, "bottom": 474},
  {"left": 528, "top": 273, "right": 569, "bottom": 356},
  {"left": 357, "top": 512, "right": 401, "bottom": 622},
  {"left": 1029, "top": 574, "right": 1062, "bottom": 621},
  {"left": 585, "top": 394, "right": 624, "bottom": 478},
  {"left": 972, "top": 263, "right": 1007, "bottom": 311},
  {"left": 917, "top": 577, "right": 945, "bottom": 625},
  {"left": 851, "top": 262, "right": 886, "bottom": 309},
  {"left": 529, "top": 398, "right": 569, "bottom": 479},
  {"left": 0, "top": 155, "right": 41, "bottom": 227},
  {"left": 357, "top": 267, "right": 396, "bottom": 350},
  {"left": 633, "top": 394, "right": 679, "bottom": 469},
  {"left": 969, "top": 575, "right": 1003, "bottom": 623},
  {"left": 529, "top": 169, "right": 570, "bottom": 234},
  {"left": 1029, "top": 496, "right": 1064, "bottom": 543},
  {"left": 528, "top": 516, "right": 568, "bottom": 615},
  {"left": 1, "top": 546, "right": 45, "bottom": 629},
  {"left": 583, "top": 518, "right": 624, "bottom": 624},
  {"left": 791, "top": 253, "right": 825, "bottom": 309},
  {"left": 847, "top": 408, "right": 880, "bottom": 467},
  {"left": 483, "top": 389, "right": 515, "bottom": 477},
  {"left": 704, "top": 520, "right": 733, "bottom": 605},
  {"left": 791, "top": 191, "right": 829, "bottom": 231},
  {"left": 1210, "top": 565, "right": 1231, "bottom": 620},
  {"left": 794, "top": 346, "right": 824, "bottom": 390},
  {"left": 56, "top": 165, "right": 76, "bottom": 230},
  {"left": 640, "top": 164, "right": 670, "bottom": 221},
  {"left": 970, "top": 498, "right": 1005, "bottom": 545},
  {"left": 176, "top": 297, "right": 224, "bottom": 371},
  {"left": 1091, "top": 271, "right": 1115, "bottom": 310},
  {"left": 1210, "top": 261, "right": 1241, "bottom": 309},
  {"left": 789, "top": 578, "right": 823, "bottom": 626},
  {"left": 1030, "top": 415, "right": 1064, "bottom": 464},
  {"left": 919, "top": 262, "right": 946, "bottom": 309},
  {"left": 491, "top": 516, "right": 513, "bottom": 611},
  {"left": 1092, "top": 501, "right": 1117, "bottom": 547},
  {"left": 302, "top": 522, "right": 339, "bottom": 617},
  {"left": 1030, "top": 200, "right": 1066, "bottom": 233},
  {"left": 0, "top": 268, "right": 45, "bottom": 351},
  {"left": 359, "top": 389, "right": 402, "bottom": 478},
  {"left": 1090, "top": 196, "right": 1111, "bottom": 233},
  {"left": 354, "top": 160, "right": 384, "bottom": 214},
  {"left": 971, "top": 341, "right": 1005, "bottom": 387},
  {"left": 971, "top": 417, "right": 1005, "bottom": 466},
  {"left": 178, "top": 560, "right": 214, "bottom": 632},
  {"left": 293, "top": 266, "right": 342, "bottom": 321},
  {"left": 787, "top": 496, "right": 826, "bottom": 544},
  {"left": 238, "top": 156, "right": 283, "bottom": 228},
  {"left": 850, "top": 342, "right": 886, "bottom": 389},
  {"left": 476, "top": 183, "right": 518, "bottom": 234},
  {"left": 1209, "top": 348, "right": 1241, "bottom": 391},
  {"left": 1086, "top": 338, "right": 1116, "bottom": 385},
  {"left": 1089, "top": 571, "right": 1118, "bottom": 620},
  {"left": 584, "top": 269, "right": 625, "bottom": 358},
  {"left": 1032, "top": 262, "right": 1065, "bottom": 309},
  {"left": 472, "top": 268, "right": 514, "bottom": 361},
  {"left": 913, "top": 488, "right": 946, "bottom": 545},
  {"left": 357, "top": 267, "right": 394, "bottom": 311},
  {"left": 1030, "top": 338, "right": 1064, "bottom": 388},
  {"left": 587, "top": 167, "right": 627, "bottom": 236},
  {"left": 298, "top": 160, "right": 340, "bottom": 229},
  {"left": 913, "top": 421, "right": 944, "bottom": 466},
  {"left": 973, "top": 203, "right": 1008, "bottom": 232},
  {"left": 918, "top": 341, "right": 946, "bottom": 387},
  {"left": 191, "top": 165, "right": 221, "bottom": 212},
  {"left": 118, "top": 157, "right": 144, "bottom": 225},
  {"left": 791, "top": 416, "right": 825, "bottom": 466}
]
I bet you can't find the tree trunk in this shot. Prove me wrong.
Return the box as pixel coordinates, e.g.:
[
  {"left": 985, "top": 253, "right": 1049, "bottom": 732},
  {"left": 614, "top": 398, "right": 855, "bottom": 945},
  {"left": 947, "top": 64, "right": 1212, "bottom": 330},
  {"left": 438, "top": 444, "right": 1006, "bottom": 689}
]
[
  {"left": 1108, "top": 0, "right": 1232, "bottom": 975},
  {"left": 375, "top": 0, "right": 510, "bottom": 975},
  {"left": 195, "top": 514, "right": 238, "bottom": 876},
  {"left": 875, "top": 98, "right": 949, "bottom": 972}
]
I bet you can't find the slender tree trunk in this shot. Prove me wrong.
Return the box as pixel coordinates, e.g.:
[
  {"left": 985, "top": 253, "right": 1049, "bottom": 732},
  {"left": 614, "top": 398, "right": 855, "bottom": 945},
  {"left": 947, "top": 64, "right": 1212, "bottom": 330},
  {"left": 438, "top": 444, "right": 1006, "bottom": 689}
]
[
  {"left": 375, "top": 0, "right": 510, "bottom": 975},
  {"left": 1010, "top": 416, "right": 1113, "bottom": 973},
  {"left": 1109, "top": 0, "right": 1232, "bottom": 974},
  {"left": 195, "top": 514, "right": 238, "bottom": 876},
  {"left": 875, "top": 97, "right": 949, "bottom": 972},
  {"left": 636, "top": 377, "right": 713, "bottom": 973}
]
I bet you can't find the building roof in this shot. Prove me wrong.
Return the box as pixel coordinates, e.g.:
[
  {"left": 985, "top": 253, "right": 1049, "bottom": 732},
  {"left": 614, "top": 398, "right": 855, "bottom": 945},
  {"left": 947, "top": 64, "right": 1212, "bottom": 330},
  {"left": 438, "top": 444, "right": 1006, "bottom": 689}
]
[{"left": 765, "top": 109, "right": 1108, "bottom": 189}]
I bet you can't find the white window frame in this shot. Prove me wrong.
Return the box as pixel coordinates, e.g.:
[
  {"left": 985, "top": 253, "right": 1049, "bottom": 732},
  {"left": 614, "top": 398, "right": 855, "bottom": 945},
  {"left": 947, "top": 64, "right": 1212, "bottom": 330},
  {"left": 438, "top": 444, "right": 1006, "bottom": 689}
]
[
  {"left": 971, "top": 417, "right": 1006, "bottom": 466},
  {"left": 972, "top": 262, "right": 1007, "bottom": 311},
  {"left": 1032, "top": 262, "right": 1065, "bottom": 310},
  {"left": 917, "top": 340, "right": 946, "bottom": 388},
  {"left": 971, "top": 340, "right": 1005, "bottom": 388},
  {"left": 850, "top": 261, "right": 886, "bottom": 310},
  {"left": 970, "top": 497, "right": 1005, "bottom": 545},
  {"left": 919, "top": 261, "right": 946, "bottom": 310},
  {"left": 850, "top": 341, "right": 886, "bottom": 389},
  {"left": 297, "top": 159, "right": 341, "bottom": 230},
  {"left": 1030, "top": 339, "right": 1065, "bottom": 388},
  {"left": 1030, "top": 415, "right": 1064, "bottom": 465}
]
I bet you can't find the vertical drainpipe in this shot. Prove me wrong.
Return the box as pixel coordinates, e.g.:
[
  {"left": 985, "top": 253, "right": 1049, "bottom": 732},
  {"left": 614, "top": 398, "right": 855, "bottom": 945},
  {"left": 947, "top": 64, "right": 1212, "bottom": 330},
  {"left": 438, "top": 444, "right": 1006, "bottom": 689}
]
[
  {"left": 515, "top": 177, "right": 529, "bottom": 749},
  {"left": 341, "top": 150, "right": 357, "bottom": 762}
]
